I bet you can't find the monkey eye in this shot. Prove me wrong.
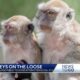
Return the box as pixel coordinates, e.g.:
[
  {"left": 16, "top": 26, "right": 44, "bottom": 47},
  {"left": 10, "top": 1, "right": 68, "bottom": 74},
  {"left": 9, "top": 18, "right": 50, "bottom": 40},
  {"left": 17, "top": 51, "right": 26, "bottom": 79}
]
[
  {"left": 4, "top": 24, "right": 15, "bottom": 31},
  {"left": 47, "top": 10, "right": 58, "bottom": 17},
  {"left": 5, "top": 24, "right": 12, "bottom": 30}
]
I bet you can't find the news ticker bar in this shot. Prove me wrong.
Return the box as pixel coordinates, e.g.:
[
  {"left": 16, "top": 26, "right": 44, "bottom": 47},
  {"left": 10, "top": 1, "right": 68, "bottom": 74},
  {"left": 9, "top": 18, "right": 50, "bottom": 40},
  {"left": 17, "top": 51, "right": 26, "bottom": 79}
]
[{"left": 0, "top": 64, "right": 80, "bottom": 73}]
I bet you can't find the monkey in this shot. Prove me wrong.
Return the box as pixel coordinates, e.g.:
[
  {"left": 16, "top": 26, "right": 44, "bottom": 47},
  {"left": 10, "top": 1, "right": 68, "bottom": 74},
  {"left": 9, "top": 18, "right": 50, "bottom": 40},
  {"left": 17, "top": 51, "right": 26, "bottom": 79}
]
[
  {"left": 33, "top": 0, "right": 80, "bottom": 80},
  {"left": 1, "top": 15, "right": 44, "bottom": 80},
  {"left": 33, "top": 0, "right": 79, "bottom": 63}
]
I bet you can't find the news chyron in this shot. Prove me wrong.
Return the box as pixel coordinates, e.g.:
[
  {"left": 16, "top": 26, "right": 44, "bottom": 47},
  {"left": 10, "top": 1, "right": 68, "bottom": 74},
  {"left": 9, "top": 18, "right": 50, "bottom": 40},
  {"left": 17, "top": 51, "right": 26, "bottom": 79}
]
[{"left": 0, "top": 64, "right": 80, "bottom": 73}]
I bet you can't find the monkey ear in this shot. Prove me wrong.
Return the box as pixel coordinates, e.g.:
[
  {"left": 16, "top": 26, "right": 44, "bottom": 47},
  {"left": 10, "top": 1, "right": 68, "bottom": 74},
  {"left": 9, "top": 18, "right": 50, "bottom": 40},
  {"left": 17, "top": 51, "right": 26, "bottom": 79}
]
[
  {"left": 66, "top": 9, "right": 75, "bottom": 21},
  {"left": 27, "top": 23, "right": 34, "bottom": 33}
]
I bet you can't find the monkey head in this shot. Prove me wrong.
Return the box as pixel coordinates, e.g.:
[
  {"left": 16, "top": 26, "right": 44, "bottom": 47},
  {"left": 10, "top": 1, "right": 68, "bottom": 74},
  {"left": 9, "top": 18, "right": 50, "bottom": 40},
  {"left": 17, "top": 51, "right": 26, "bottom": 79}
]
[
  {"left": 1, "top": 15, "right": 34, "bottom": 44},
  {"left": 33, "top": 0, "right": 75, "bottom": 34}
]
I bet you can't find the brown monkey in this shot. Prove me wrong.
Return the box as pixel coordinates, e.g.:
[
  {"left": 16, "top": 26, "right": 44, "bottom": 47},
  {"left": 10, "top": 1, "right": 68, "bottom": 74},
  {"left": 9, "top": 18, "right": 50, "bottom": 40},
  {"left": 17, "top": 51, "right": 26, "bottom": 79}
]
[
  {"left": 33, "top": 0, "right": 78, "bottom": 63},
  {"left": 33, "top": 0, "right": 80, "bottom": 80},
  {"left": 1, "top": 15, "right": 44, "bottom": 80}
]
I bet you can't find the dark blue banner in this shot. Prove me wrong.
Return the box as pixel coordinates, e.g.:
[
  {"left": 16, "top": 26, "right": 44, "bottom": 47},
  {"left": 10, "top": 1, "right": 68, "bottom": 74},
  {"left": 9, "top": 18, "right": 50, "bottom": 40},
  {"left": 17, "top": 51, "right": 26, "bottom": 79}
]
[{"left": 0, "top": 64, "right": 56, "bottom": 72}]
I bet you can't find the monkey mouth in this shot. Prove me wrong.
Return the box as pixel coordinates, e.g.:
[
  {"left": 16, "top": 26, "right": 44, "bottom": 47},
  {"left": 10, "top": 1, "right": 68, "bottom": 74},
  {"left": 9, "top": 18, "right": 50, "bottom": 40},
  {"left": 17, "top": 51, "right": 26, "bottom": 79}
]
[
  {"left": 3, "top": 35, "right": 11, "bottom": 44},
  {"left": 2, "top": 32, "right": 16, "bottom": 44},
  {"left": 40, "top": 25, "right": 52, "bottom": 32},
  {"left": 2, "top": 29, "right": 16, "bottom": 36}
]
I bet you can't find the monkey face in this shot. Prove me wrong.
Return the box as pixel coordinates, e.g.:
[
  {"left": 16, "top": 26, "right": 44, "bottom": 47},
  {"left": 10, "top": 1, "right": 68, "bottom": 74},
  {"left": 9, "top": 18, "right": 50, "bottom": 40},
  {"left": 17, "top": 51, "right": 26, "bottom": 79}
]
[
  {"left": 1, "top": 15, "right": 34, "bottom": 44},
  {"left": 1, "top": 19, "right": 19, "bottom": 44},
  {"left": 34, "top": 0, "right": 75, "bottom": 33}
]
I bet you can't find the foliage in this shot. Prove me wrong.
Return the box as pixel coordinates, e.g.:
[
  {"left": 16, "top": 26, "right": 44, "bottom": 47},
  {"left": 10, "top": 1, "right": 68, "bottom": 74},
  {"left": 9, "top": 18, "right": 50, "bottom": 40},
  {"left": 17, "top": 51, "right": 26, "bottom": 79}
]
[{"left": 0, "top": 0, "right": 80, "bottom": 22}]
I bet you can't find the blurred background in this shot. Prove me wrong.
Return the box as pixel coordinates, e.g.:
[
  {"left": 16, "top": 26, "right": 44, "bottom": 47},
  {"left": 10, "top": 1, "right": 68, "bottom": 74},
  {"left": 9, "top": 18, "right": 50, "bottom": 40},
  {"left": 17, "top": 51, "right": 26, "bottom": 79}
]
[
  {"left": 0, "top": 0, "right": 80, "bottom": 62},
  {"left": 0, "top": 0, "right": 80, "bottom": 21}
]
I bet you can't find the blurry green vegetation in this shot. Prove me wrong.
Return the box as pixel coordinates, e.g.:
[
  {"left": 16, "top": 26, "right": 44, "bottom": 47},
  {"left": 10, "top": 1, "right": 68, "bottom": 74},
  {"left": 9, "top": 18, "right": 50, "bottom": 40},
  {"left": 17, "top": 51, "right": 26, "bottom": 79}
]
[
  {"left": 0, "top": 0, "right": 47, "bottom": 20},
  {"left": 0, "top": 0, "right": 80, "bottom": 22}
]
